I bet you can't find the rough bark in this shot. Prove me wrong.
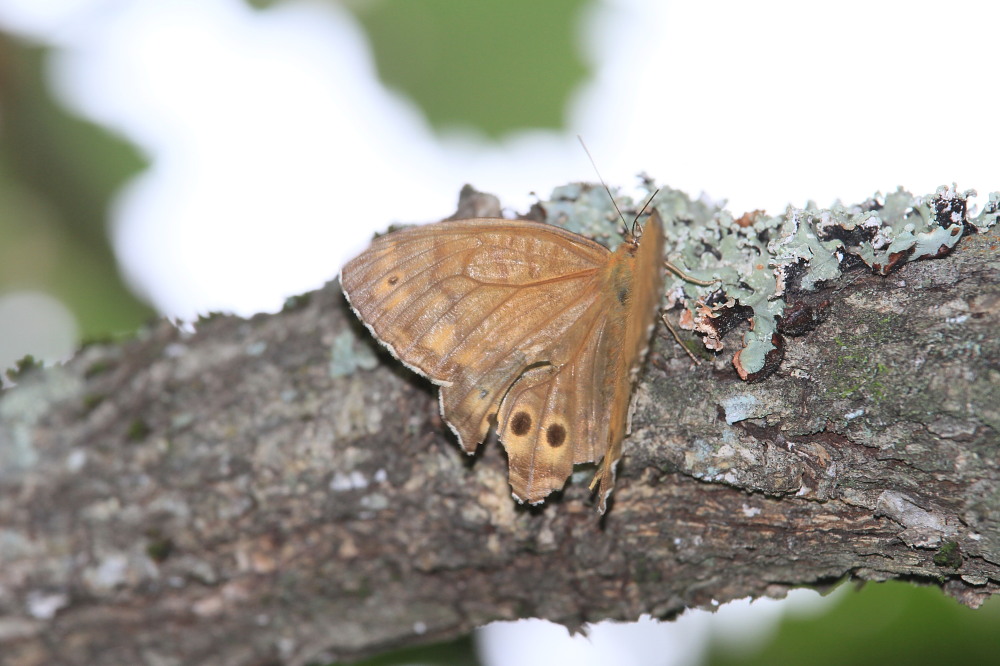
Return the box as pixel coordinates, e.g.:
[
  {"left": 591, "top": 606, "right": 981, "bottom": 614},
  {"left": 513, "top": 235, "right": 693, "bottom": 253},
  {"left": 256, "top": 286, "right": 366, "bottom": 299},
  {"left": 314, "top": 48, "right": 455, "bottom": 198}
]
[{"left": 0, "top": 189, "right": 998, "bottom": 666}]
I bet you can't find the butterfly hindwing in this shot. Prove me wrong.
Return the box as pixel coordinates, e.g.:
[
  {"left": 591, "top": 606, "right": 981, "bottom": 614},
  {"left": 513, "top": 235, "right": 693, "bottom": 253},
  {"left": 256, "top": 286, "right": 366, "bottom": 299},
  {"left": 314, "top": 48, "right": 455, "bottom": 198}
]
[{"left": 497, "top": 303, "right": 622, "bottom": 503}]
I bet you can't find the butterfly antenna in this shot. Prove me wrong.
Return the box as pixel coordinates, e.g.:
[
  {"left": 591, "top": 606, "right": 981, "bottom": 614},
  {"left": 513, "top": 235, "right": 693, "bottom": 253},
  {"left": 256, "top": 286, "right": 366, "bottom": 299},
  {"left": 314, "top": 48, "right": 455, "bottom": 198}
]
[
  {"left": 636, "top": 189, "right": 659, "bottom": 217},
  {"left": 632, "top": 189, "right": 661, "bottom": 233},
  {"left": 577, "top": 135, "right": 629, "bottom": 237}
]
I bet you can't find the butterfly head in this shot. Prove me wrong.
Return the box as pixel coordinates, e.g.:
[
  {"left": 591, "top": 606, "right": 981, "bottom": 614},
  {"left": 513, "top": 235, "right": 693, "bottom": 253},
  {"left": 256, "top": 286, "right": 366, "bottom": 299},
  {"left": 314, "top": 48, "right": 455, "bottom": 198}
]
[
  {"left": 620, "top": 189, "right": 659, "bottom": 249},
  {"left": 577, "top": 136, "right": 658, "bottom": 249},
  {"left": 621, "top": 219, "right": 641, "bottom": 248}
]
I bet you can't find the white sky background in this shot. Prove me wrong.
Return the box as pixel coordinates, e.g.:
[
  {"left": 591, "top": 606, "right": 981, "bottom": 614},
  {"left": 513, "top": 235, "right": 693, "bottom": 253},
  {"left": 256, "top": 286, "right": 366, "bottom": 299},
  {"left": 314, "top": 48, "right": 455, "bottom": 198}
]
[
  {"left": 0, "top": 0, "right": 996, "bottom": 663},
  {"left": 4, "top": 0, "right": 997, "bottom": 322}
]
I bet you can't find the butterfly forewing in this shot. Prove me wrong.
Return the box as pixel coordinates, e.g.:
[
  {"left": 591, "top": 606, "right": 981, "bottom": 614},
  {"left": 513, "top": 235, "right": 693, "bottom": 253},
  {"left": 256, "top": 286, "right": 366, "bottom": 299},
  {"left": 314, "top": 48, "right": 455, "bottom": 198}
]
[{"left": 341, "top": 219, "right": 610, "bottom": 449}]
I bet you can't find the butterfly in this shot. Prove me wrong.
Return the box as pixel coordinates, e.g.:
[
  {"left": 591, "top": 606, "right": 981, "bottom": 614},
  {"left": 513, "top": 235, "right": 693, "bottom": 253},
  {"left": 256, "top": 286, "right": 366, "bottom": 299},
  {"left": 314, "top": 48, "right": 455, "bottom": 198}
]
[{"left": 340, "top": 205, "right": 666, "bottom": 513}]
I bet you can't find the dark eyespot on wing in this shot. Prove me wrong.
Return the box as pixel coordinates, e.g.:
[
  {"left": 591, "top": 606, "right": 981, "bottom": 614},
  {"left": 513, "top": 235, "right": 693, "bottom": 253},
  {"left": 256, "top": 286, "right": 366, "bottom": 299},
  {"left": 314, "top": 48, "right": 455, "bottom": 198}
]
[
  {"left": 387, "top": 275, "right": 399, "bottom": 286},
  {"left": 510, "top": 411, "right": 532, "bottom": 436},
  {"left": 546, "top": 423, "right": 566, "bottom": 447}
]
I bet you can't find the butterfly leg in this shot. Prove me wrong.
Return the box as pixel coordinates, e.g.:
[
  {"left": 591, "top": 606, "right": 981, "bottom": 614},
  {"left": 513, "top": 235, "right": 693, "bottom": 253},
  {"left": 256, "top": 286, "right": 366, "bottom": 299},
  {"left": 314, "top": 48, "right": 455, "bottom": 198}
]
[
  {"left": 660, "top": 261, "right": 720, "bottom": 364},
  {"left": 663, "top": 260, "right": 719, "bottom": 285},
  {"left": 659, "top": 309, "right": 701, "bottom": 365},
  {"left": 588, "top": 440, "right": 620, "bottom": 514}
]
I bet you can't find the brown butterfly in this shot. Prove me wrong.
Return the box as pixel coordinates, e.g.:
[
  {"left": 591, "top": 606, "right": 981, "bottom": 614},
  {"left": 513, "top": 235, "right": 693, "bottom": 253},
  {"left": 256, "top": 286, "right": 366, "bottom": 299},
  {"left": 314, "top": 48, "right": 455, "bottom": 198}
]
[{"left": 340, "top": 206, "right": 666, "bottom": 512}]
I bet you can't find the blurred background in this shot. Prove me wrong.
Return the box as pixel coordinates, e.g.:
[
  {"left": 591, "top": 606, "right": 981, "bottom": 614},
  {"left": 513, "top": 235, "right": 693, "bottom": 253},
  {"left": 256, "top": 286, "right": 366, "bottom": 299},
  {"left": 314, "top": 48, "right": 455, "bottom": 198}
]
[{"left": 0, "top": 0, "right": 997, "bottom": 664}]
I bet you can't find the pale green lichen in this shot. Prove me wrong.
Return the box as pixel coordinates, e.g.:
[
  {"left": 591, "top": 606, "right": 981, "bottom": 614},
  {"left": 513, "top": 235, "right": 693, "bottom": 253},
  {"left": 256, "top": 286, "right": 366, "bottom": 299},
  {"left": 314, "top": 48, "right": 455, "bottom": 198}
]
[
  {"left": 0, "top": 366, "right": 82, "bottom": 473},
  {"left": 545, "top": 182, "right": 637, "bottom": 248},
  {"left": 719, "top": 394, "right": 763, "bottom": 425},
  {"left": 541, "top": 182, "right": 1000, "bottom": 377},
  {"left": 329, "top": 329, "right": 379, "bottom": 378}
]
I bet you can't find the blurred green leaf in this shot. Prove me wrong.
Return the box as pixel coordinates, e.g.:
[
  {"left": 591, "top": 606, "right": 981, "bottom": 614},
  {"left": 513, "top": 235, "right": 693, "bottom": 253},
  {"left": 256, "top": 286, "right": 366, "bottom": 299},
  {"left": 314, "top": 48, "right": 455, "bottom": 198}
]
[
  {"left": 348, "top": 0, "right": 592, "bottom": 137},
  {"left": 704, "top": 582, "right": 1000, "bottom": 666},
  {"left": 335, "top": 633, "right": 479, "bottom": 666},
  {"left": 0, "top": 32, "right": 153, "bottom": 338}
]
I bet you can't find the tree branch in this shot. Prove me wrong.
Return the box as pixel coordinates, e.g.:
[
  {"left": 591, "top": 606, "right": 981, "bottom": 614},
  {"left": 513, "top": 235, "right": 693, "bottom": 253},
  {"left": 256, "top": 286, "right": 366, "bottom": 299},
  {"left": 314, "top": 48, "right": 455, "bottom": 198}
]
[{"left": 1, "top": 185, "right": 998, "bottom": 665}]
